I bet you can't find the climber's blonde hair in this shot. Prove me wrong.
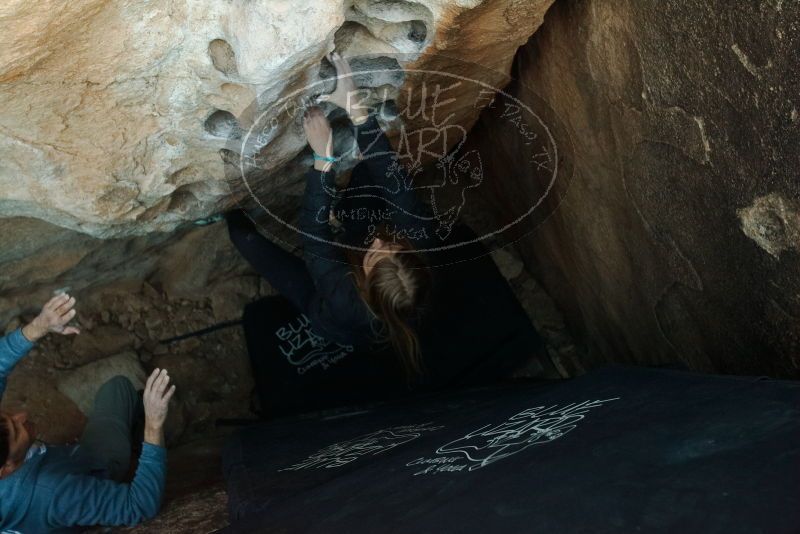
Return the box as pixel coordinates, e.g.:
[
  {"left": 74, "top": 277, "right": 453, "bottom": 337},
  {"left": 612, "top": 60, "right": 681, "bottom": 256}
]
[{"left": 350, "top": 238, "right": 432, "bottom": 377}]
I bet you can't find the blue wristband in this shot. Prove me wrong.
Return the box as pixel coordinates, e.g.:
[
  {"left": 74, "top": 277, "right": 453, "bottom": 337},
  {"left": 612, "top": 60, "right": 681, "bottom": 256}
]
[{"left": 313, "top": 153, "right": 338, "bottom": 163}]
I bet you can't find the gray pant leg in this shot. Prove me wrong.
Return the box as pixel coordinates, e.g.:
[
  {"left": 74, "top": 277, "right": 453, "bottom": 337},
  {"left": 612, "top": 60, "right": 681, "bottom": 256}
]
[{"left": 79, "top": 375, "right": 142, "bottom": 482}]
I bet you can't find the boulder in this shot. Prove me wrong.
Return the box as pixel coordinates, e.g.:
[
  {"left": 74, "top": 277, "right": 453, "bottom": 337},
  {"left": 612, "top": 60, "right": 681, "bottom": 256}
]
[
  {"left": 68, "top": 325, "right": 136, "bottom": 366},
  {"left": 56, "top": 351, "right": 147, "bottom": 415},
  {"left": 57, "top": 351, "right": 188, "bottom": 443},
  {"left": 0, "top": 0, "right": 554, "bottom": 240},
  {"left": 470, "top": 0, "right": 800, "bottom": 376}
]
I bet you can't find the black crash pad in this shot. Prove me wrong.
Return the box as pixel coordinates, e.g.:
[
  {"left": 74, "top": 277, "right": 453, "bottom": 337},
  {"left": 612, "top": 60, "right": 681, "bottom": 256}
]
[
  {"left": 242, "top": 224, "right": 543, "bottom": 417},
  {"left": 222, "top": 366, "right": 800, "bottom": 533}
]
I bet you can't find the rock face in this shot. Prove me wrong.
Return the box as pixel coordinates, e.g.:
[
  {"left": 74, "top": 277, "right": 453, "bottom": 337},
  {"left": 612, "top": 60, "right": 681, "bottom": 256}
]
[
  {"left": 57, "top": 351, "right": 147, "bottom": 416},
  {"left": 471, "top": 0, "right": 800, "bottom": 376},
  {"left": 0, "top": 217, "right": 247, "bottom": 325},
  {"left": 0, "top": 0, "right": 553, "bottom": 239}
]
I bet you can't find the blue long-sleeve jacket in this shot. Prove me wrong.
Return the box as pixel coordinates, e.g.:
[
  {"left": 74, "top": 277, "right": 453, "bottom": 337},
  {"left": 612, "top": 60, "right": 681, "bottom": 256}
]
[{"left": 0, "top": 329, "right": 166, "bottom": 533}]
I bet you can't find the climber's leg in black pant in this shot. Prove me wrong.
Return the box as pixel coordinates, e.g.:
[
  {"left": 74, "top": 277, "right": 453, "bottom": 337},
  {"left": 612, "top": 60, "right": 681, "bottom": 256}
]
[{"left": 226, "top": 210, "right": 316, "bottom": 314}]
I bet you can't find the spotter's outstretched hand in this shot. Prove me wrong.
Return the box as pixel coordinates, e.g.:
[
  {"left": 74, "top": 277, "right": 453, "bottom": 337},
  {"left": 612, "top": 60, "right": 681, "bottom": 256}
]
[
  {"left": 22, "top": 293, "right": 81, "bottom": 342},
  {"left": 143, "top": 368, "right": 176, "bottom": 447}
]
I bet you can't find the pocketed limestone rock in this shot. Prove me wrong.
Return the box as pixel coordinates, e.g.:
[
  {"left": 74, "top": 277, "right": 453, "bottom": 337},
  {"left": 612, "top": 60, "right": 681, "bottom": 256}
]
[{"left": 0, "top": 0, "right": 554, "bottom": 239}]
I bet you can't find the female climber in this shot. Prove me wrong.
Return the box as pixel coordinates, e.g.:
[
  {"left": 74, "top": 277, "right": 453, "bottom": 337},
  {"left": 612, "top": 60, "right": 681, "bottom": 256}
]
[{"left": 227, "top": 52, "right": 433, "bottom": 376}]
